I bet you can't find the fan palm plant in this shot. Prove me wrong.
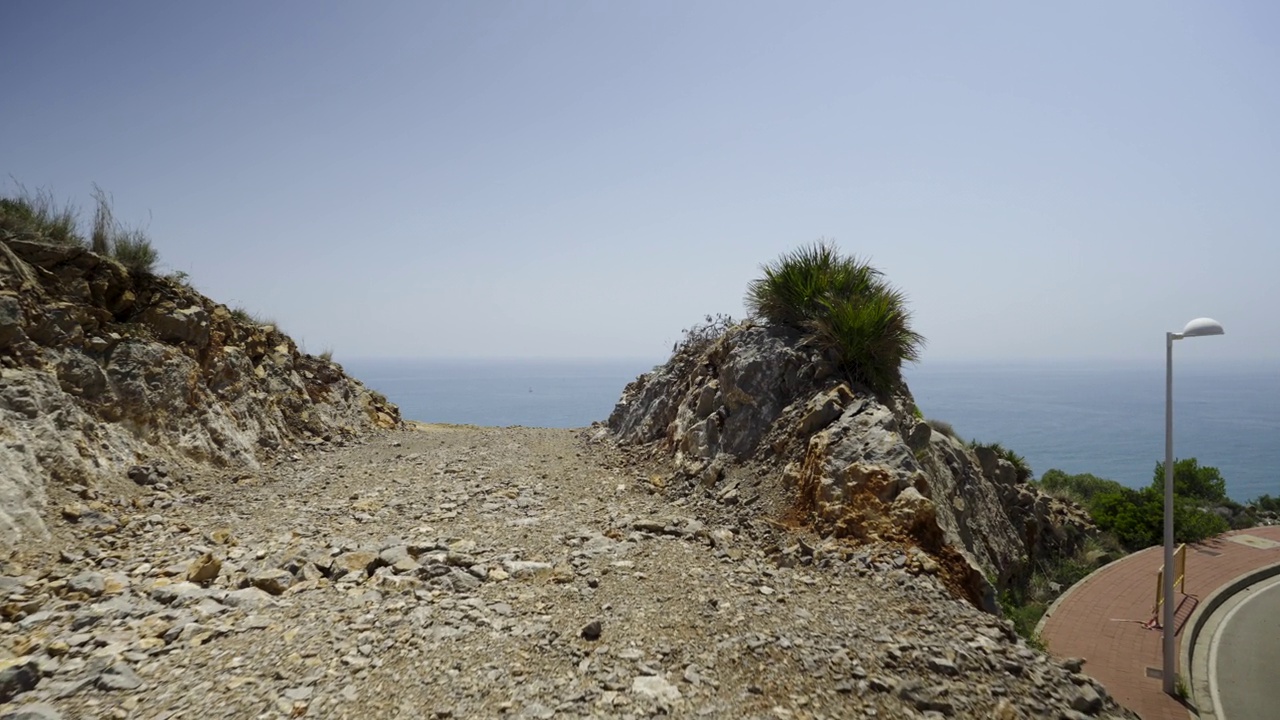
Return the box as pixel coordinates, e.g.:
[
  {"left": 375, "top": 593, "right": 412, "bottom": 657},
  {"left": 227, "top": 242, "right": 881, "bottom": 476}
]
[{"left": 745, "top": 241, "right": 924, "bottom": 392}]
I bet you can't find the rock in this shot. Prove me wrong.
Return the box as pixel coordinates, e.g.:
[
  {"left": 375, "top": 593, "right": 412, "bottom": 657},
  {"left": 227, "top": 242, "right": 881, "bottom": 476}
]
[
  {"left": 250, "top": 569, "right": 294, "bottom": 595},
  {"left": 927, "top": 656, "right": 959, "bottom": 676},
  {"left": 222, "top": 588, "right": 272, "bottom": 609},
  {"left": 503, "top": 561, "right": 553, "bottom": 578},
  {"left": 0, "top": 704, "right": 63, "bottom": 720},
  {"left": 66, "top": 571, "right": 105, "bottom": 598},
  {"left": 631, "top": 675, "right": 682, "bottom": 704},
  {"left": 0, "top": 236, "right": 401, "bottom": 548},
  {"left": 1069, "top": 684, "right": 1103, "bottom": 714},
  {"left": 0, "top": 657, "right": 39, "bottom": 703},
  {"left": 127, "top": 465, "right": 160, "bottom": 486},
  {"left": 605, "top": 318, "right": 1095, "bottom": 604},
  {"left": 96, "top": 662, "right": 143, "bottom": 691},
  {"left": 581, "top": 620, "right": 602, "bottom": 641},
  {"left": 331, "top": 551, "right": 381, "bottom": 579},
  {"left": 0, "top": 294, "right": 24, "bottom": 348},
  {"left": 185, "top": 554, "right": 221, "bottom": 584}
]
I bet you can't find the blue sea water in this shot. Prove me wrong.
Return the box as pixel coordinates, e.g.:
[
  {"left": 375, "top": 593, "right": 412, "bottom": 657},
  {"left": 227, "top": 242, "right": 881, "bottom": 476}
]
[
  {"left": 343, "top": 358, "right": 1280, "bottom": 502},
  {"left": 342, "top": 358, "right": 657, "bottom": 430},
  {"left": 906, "top": 361, "right": 1280, "bottom": 503}
]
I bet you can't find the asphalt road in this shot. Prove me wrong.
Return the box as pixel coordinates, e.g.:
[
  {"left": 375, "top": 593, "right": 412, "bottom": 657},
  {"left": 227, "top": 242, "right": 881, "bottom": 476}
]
[{"left": 1209, "top": 573, "right": 1280, "bottom": 720}]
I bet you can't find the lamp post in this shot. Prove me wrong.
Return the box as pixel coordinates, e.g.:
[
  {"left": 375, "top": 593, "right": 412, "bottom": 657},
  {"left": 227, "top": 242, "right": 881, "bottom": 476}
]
[{"left": 1162, "top": 317, "right": 1224, "bottom": 695}]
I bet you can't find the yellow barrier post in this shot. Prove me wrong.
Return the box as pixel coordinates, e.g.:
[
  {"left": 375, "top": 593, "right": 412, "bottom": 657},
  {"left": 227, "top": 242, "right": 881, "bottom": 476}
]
[
  {"left": 1174, "top": 543, "right": 1187, "bottom": 593},
  {"left": 1153, "top": 544, "right": 1189, "bottom": 627}
]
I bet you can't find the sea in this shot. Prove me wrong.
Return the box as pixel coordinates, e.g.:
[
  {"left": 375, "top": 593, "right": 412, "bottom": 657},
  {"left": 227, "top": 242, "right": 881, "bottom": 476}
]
[{"left": 342, "top": 358, "right": 1279, "bottom": 503}]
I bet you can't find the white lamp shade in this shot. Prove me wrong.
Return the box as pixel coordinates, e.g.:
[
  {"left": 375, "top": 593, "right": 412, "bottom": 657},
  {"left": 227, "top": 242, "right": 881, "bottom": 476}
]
[{"left": 1181, "top": 317, "right": 1225, "bottom": 337}]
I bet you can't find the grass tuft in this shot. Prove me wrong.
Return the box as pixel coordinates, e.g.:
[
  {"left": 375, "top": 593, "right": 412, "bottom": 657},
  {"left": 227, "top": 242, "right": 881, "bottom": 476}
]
[
  {"left": 0, "top": 184, "right": 83, "bottom": 246},
  {"left": 925, "top": 418, "right": 958, "bottom": 440},
  {"left": 90, "top": 184, "right": 113, "bottom": 254},
  {"left": 111, "top": 229, "right": 159, "bottom": 274}
]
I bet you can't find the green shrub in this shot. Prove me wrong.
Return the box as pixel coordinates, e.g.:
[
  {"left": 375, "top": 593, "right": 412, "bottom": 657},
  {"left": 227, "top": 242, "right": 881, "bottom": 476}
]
[
  {"left": 111, "top": 229, "right": 158, "bottom": 274},
  {"left": 1090, "top": 483, "right": 1230, "bottom": 551},
  {"left": 1037, "top": 469, "right": 1126, "bottom": 507},
  {"left": 745, "top": 241, "right": 923, "bottom": 392},
  {"left": 0, "top": 186, "right": 83, "bottom": 246},
  {"left": 1250, "top": 494, "right": 1280, "bottom": 513}
]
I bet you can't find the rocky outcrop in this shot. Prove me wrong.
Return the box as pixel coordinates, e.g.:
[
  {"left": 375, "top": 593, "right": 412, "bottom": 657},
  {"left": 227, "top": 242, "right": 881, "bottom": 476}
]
[
  {"left": 607, "top": 323, "right": 1093, "bottom": 607},
  {"left": 0, "top": 237, "right": 400, "bottom": 548}
]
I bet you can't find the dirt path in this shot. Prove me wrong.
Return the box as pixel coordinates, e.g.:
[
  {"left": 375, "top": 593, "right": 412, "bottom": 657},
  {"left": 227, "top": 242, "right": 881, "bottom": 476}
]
[{"left": 1, "top": 425, "right": 1126, "bottom": 719}]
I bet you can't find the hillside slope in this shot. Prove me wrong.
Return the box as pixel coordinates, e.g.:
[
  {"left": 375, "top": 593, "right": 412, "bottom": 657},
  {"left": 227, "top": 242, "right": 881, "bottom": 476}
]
[
  {"left": 607, "top": 323, "right": 1094, "bottom": 607},
  {"left": 0, "top": 236, "right": 400, "bottom": 548}
]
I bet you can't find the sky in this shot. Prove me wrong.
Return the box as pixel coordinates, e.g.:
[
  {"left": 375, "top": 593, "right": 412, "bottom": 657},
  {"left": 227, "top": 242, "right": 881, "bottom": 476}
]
[{"left": 2, "top": 1, "right": 1278, "bottom": 366}]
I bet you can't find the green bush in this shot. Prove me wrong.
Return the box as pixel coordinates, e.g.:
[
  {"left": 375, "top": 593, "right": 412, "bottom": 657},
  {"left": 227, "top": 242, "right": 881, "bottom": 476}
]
[
  {"left": 0, "top": 186, "right": 83, "bottom": 246},
  {"left": 1037, "top": 469, "right": 1126, "bottom": 507},
  {"left": 745, "top": 241, "right": 924, "bottom": 392},
  {"left": 1090, "top": 484, "right": 1229, "bottom": 551}
]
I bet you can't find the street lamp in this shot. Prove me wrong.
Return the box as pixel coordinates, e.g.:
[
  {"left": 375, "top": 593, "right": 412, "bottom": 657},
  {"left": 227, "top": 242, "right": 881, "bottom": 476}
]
[{"left": 1162, "top": 317, "right": 1224, "bottom": 695}]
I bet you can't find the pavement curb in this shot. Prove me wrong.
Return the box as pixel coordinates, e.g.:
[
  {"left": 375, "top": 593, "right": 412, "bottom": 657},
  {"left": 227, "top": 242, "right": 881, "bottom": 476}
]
[
  {"left": 1180, "top": 559, "right": 1280, "bottom": 718},
  {"left": 1034, "top": 545, "right": 1157, "bottom": 639}
]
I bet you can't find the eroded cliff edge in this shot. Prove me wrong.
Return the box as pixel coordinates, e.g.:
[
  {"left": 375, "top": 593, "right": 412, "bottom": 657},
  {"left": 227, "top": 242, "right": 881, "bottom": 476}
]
[
  {"left": 606, "top": 323, "right": 1093, "bottom": 608},
  {"left": 0, "top": 237, "right": 401, "bottom": 547}
]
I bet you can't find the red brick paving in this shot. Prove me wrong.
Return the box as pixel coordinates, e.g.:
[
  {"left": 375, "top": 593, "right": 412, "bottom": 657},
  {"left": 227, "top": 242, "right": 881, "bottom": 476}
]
[{"left": 1040, "top": 526, "right": 1280, "bottom": 720}]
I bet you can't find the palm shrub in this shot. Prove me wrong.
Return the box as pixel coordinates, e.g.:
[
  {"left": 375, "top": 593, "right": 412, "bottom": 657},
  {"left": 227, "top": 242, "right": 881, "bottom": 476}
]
[{"left": 745, "top": 241, "right": 924, "bottom": 392}]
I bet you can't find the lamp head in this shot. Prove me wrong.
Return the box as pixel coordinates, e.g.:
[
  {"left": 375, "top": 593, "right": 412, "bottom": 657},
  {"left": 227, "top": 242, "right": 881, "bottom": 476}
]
[{"left": 1178, "top": 317, "right": 1224, "bottom": 339}]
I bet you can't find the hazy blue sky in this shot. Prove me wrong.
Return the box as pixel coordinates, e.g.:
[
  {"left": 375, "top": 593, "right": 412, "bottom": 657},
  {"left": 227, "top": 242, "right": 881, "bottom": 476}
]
[{"left": 3, "top": 1, "right": 1277, "bottom": 365}]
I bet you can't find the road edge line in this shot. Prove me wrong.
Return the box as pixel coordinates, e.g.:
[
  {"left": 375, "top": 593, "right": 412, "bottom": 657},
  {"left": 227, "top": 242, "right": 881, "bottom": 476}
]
[{"left": 1181, "top": 559, "right": 1280, "bottom": 718}]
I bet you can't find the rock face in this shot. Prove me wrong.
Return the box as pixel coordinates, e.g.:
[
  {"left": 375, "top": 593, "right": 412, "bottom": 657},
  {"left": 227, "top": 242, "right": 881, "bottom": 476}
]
[
  {"left": 0, "top": 237, "right": 401, "bottom": 547},
  {"left": 607, "top": 324, "right": 1093, "bottom": 605}
]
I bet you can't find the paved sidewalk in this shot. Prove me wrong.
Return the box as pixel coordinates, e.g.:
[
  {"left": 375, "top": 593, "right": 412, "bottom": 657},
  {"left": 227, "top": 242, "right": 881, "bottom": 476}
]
[{"left": 1040, "top": 526, "right": 1280, "bottom": 720}]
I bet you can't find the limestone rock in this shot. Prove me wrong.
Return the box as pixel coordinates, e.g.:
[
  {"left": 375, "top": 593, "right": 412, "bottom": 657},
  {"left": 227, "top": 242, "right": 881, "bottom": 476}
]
[
  {"left": 630, "top": 674, "right": 681, "bottom": 704},
  {"left": 65, "top": 571, "right": 105, "bottom": 598},
  {"left": 185, "top": 554, "right": 221, "bottom": 584},
  {"left": 331, "top": 551, "right": 380, "bottom": 580},
  {"left": 0, "top": 703, "right": 63, "bottom": 720},
  {"left": 96, "top": 662, "right": 143, "bottom": 691},
  {"left": 250, "top": 569, "right": 294, "bottom": 595},
  {"left": 0, "top": 233, "right": 402, "bottom": 548},
  {"left": 606, "top": 320, "right": 1095, "bottom": 601},
  {"left": 0, "top": 656, "right": 39, "bottom": 703}
]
